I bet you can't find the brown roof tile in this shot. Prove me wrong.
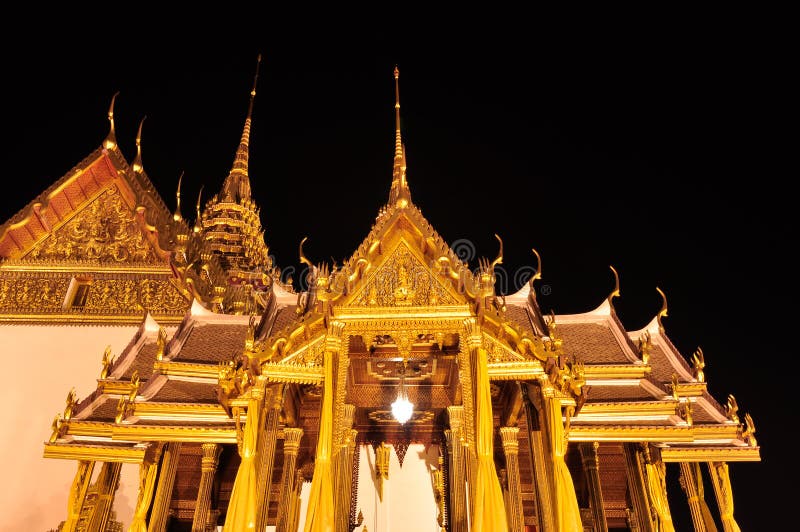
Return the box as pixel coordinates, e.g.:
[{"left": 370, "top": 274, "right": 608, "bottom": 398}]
[
  {"left": 122, "top": 343, "right": 159, "bottom": 381},
  {"left": 586, "top": 385, "right": 660, "bottom": 402},
  {"left": 559, "top": 323, "right": 630, "bottom": 364},
  {"left": 83, "top": 397, "right": 118, "bottom": 422},
  {"left": 505, "top": 305, "right": 535, "bottom": 335},
  {"left": 149, "top": 380, "right": 219, "bottom": 403},
  {"left": 172, "top": 323, "right": 248, "bottom": 363},
  {"left": 272, "top": 305, "right": 299, "bottom": 333},
  {"left": 649, "top": 344, "right": 682, "bottom": 382}
]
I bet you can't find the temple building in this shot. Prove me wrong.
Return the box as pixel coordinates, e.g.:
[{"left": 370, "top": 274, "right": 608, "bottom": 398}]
[{"left": 0, "top": 58, "right": 759, "bottom": 532}]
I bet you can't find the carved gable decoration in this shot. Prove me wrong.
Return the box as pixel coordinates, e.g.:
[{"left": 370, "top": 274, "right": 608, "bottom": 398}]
[
  {"left": 24, "top": 185, "right": 162, "bottom": 264},
  {"left": 348, "top": 241, "right": 460, "bottom": 307}
]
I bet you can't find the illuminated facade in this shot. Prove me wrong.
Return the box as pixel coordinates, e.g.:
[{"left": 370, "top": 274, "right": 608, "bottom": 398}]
[{"left": 0, "top": 60, "right": 759, "bottom": 531}]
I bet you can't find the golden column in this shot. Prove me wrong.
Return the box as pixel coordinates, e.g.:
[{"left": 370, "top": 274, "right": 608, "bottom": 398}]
[
  {"left": 445, "top": 405, "right": 468, "bottom": 532},
  {"left": 275, "top": 428, "right": 304, "bottom": 532},
  {"left": 255, "top": 385, "right": 284, "bottom": 532},
  {"left": 192, "top": 443, "right": 223, "bottom": 532},
  {"left": 287, "top": 469, "right": 305, "bottom": 532},
  {"left": 579, "top": 442, "right": 608, "bottom": 532},
  {"left": 85, "top": 461, "right": 122, "bottom": 532},
  {"left": 642, "top": 446, "right": 675, "bottom": 532},
  {"left": 623, "top": 443, "right": 655, "bottom": 532},
  {"left": 149, "top": 441, "right": 182, "bottom": 532},
  {"left": 335, "top": 405, "right": 356, "bottom": 532},
  {"left": 707, "top": 462, "right": 741, "bottom": 532},
  {"left": 679, "top": 462, "right": 718, "bottom": 532},
  {"left": 61, "top": 460, "right": 95, "bottom": 532},
  {"left": 520, "top": 382, "right": 556, "bottom": 532},
  {"left": 500, "top": 427, "right": 525, "bottom": 532}
]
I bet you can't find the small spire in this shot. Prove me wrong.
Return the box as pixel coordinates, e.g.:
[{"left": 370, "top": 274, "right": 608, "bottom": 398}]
[
  {"left": 221, "top": 54, "right": 261, "bottom": 203},
  {"left": 389, "top": 65, "right": 411, "bottom": 207},
  {"left": 104, "top": 92, "right": 120, "bottom": 150},
  {"left": 132, "top": 116, "right": 147, "bottom": 173},
  {"left": 174, "top": 171, "right": 184, "bottom": 222}
]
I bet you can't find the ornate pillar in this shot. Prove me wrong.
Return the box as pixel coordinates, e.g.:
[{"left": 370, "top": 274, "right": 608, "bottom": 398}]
[
  {"left": 62, "top": 460, "right": 95, "bottom": 532},
  {"left": 276, "top": 428, "right": 304, "bottom": 532},
  {"left": 85, "top": 461, "right": 122, "bottom": 532},
  {"left": 255, "top": 385, "right": 284, "bottom": 532},
  {"left": 192, "top": 443, "right": 222, "bottom": 532},
  {"left": 579, "top": 442, "right": 608, "bottom": 532},
  {"left": 707, "top": 462, "right": 741, "bottom": 532},
  {"left": 623, "top": 443, "right": 655, "bottom": 532},
  {"left": 679, "top": 462, "right": 718, "bottom": 532},
  {"left": 287, "top": 470, "right": 305, "bottom": 532},
  {"left": 520, "top": 382, "right": 555, "bottom": 532},
  {"left": 148, "top": 442, "right": 182, "bottom": 532},
  {"left": 335, "top": 405, "right": 356, "bottom": 532},
  {"left": 642, "top": 446, "right": 675, "bottom": 532},
  {"left": 446, "top": 405, "right": 468, "bottom": 532},
  {"left": 500, "top": 427, "right": 525, "bottom": 532}
]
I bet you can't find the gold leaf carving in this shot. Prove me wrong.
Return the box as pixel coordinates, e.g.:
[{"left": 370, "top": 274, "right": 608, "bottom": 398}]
[
  {"left": 350, "top": 244, "right": 457, "bottom": 306},
  {"left": 26, "top": 187, "right": 160, "bottom": 264}
]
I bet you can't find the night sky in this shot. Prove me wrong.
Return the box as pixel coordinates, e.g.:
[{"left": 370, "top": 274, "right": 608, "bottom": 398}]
[{"left": 4, "top": 12, "right": 792, "bottom": 530}]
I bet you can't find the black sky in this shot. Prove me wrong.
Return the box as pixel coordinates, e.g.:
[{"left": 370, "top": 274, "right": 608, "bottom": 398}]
[{"left": 3, "top": 10, "right": 793, "bottom": 529}]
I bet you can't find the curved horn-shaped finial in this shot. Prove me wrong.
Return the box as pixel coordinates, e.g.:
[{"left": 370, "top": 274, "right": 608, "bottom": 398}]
[
  {"left": 174, "top": 171, "right": 184, "bottom": 222},
  {"left": 608, "top": 265, "right": 621, "bottom": 304},
  {"left": 656, "top": 286, "right": 668, "bottom": 334},
  {"left": 104, "top": 91, "right": 120, "bottom": 150},
  {"left": 490, "top": 234, "right": 503, "bottom": 270},
  {"left": 530, "top": 248, "right": 542, "bottom": 285},
  {"left": 193, "top": 185, "right": 204, "bottom": 233},
  {"left": 132, "top": 116, "right": 147, "bottom": 173},
  {"left": 299, "top": 237, "right": 313, "bottom": 269}
]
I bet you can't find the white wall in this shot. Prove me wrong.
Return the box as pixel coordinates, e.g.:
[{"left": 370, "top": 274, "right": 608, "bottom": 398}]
[{"left": 0, "top": 324, "right": 140, "bottom": 532}]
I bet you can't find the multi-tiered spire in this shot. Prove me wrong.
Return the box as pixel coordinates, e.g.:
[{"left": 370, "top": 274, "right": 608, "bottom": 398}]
[
  {"left": 388, "top": 66, "right": 411, "bottom": 208},
  {"left": 220, "top": 55, "right": 261, "bottom": 203},
  {"left": 185, "top": 55, "right": 274, "bottom": 314}
]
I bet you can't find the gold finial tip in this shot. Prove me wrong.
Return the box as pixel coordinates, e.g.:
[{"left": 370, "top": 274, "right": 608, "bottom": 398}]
[
  {"left": 257, "top": 53, "right": 262, "bottom": 62},
  {"left": 394, "top": 65, "right": 399, "bottom": 79}
]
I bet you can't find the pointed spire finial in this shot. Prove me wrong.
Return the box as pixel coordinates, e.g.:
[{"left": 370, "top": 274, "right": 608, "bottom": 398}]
[
  {"left": 221, "top": 54, "right": 262, "bottom": 203},
  {"left": 132, "top": 116, "right": 147, "bottom": 173},
  {"left": 389, "top": 65, "right": 411, "bottom": 207},
  {"left": 608, "top": 265, "right": 621, "bottom": 305},
  {"left": 104, "top": 91, "right": 120, "bottom": 150},
  {"left": 656, "top": 286, "right": 668, "bottom": 334}
]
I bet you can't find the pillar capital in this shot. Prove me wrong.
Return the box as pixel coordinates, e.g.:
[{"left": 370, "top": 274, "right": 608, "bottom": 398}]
[
  {"left": 500, "top": 426, "right": 520, "bottom": 454},
  {"left": 283, "top": 428, "right": 304, "bottom": 455},
  {"left": 447, "top": 405, "right": 464, "bottom": 428},
  {"left": 201, "top": 443, "right": 222, "bottom": 472}
]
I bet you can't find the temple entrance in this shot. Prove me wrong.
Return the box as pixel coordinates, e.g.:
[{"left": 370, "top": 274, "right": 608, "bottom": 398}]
[{"left": 354, "top": 443, "right": 442, "bottom": 532}]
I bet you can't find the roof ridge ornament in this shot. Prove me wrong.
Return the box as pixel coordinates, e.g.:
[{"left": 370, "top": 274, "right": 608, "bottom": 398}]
[
  {"left": 656, "top": 286, "right": 668, "bottom": 334},
  {"left": 173, "top": 171, "right": 184, "bottom": 222},
  {"left": 608, "top": 265, "right": 621, "bottom": 306},
  {"left": 193, "top": 185, "right": 204, "bottom": 233},
  {"left": 132, "top": 116, "right": 147, "bottom": 173},
  {"left": 104, "top": 91, "right": 119, "bottom": 150}
]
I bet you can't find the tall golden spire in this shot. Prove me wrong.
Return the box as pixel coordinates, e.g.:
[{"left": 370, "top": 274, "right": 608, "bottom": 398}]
[
  {"left": 221, "top": 54, "right": 261, "bottom": 203},
  {"left": 389, "top": 65, "right": 410, "bottom": 207}
]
